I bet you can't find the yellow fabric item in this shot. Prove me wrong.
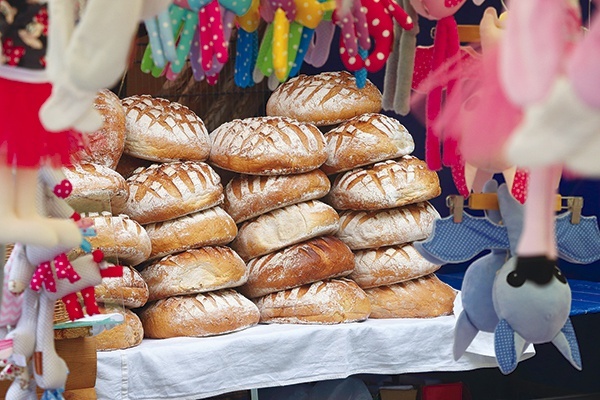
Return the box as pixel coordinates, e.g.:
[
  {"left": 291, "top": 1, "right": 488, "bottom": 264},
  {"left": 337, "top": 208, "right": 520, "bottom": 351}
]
[
  {"left": 273, "top": 8, "right": 290, "bottom": 80},
  {"left": 236, "top": 0, "right": 261, "bottom": 32}
]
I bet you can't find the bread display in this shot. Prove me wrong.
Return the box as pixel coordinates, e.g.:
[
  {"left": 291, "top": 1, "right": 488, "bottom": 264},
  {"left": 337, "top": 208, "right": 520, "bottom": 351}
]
[
  {"left": 209, "top": 116, "right": 327, "bottom": 175},
  {"left": 73, "top": 89, "right": 126, "bottom": 170},
  {"left": 122, "top": 161, "right": 223, "bottom": 225},
  {"left": 121, "top": 95, "right": 211, "bottom": 163},
  {"left": 336, "top": 202, "right": 439, "bottom": 250},
  {"left": 365, "top": 274, "right": 456, "bottom": 319},
  {"left": 255, "top": 278, "right": 371, "bottom": 324},
  {"left": 224, "top": 169, "right": 331, "bottom": 223},
  {"left": 144, "top": 206, "right": 237, "bottom": 261},
  {"left": 141, "top": 247, "right": 248, "bottom": 302},
  {"left": 230, "top": 200, "right": 340, "bottom": 261},
  {"left": 326, "top": 156, "right": 441, "bottom": 211},
  {"left": 265, "top": 71, "right": 382, "bottom": 126},
  {"left": 63, "top": 163, "right": 128, "bottom": 213},
  {"left": 115, "top": 153, "right": 153, "bottom": 179},
  {"left": 239, "top": 236, "right": 354, "bottom": 299},
  {"left": 350, "top": 244, "right": 441, "bottom": 289},
  {"left": 94, "top": 265, "right": 149, "bottom": 308},
  {"left": 140, "top": 290, "right": 260, "bottom": 338},
  {"left": 321, "top": 113, "right": 415, "bottom": 175},
  {"left": 95, "top": 304, "right": 144, "bottom": 351}
]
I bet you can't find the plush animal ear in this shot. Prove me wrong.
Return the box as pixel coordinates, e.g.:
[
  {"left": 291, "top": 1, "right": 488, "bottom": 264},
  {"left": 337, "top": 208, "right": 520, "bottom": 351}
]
[{"left": 551, "top": 318, "right": 582, "bottom": 371}]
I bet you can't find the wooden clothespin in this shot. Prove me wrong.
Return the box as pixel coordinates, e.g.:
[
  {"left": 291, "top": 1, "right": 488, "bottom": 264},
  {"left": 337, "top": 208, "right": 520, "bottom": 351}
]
[
  {"left": 561, "top": 196, "right": 584, "bottom": 224},
  {"left": 446, "top": 195, "right": 464, "bottom": 223},
  {"left": 457, "top": 25, "right": 481, "bottom": 43}
]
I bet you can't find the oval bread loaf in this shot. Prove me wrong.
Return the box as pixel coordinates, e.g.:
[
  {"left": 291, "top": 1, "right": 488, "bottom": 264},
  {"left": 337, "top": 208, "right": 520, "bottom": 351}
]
[
  {"left": 326, "top": 156, "right": 441, "bottom": 211},
  {"left": 122, "top": 95, "right": 211, "bottom": 163},
  {"left": 365, "top": 274, "right": 456, "bottom": 318},
  {"left": 255, "top": 278, "right": 371, "bottom": 324},
  {"left": 141, "top": 247, "right": 248, "bottom": 302},
  {"left": 95, "top": 304, "right": 144, "bottom": 351},
  {"left": 209, "top": 116, "right": 327, "bottom": 175},
  {"left": 95, "top": 265, "right": 149, "bottom": 308},
  {"left": 224, "top": 169, "right": 331, "bottom": 223},
  {"left": 230, "top": 200, "right": 340, "bottom": 261},
  {"left": 336, "top": 202, "right": 439, "bottom": 250},
  {"left": 321, "top": 113, "right": 415, "bottom": 174},
  {"left": 239, "top": 236, "right": 354, "bottom": 299},
  {"left": 140, "top": 290, "right": 260, "bottom": 339},
  {"left": 266, "top": 71, "right": 382, "bottom": 126},
  {"left": 122, "top": 161, "right": 223, "bottom": 224}
]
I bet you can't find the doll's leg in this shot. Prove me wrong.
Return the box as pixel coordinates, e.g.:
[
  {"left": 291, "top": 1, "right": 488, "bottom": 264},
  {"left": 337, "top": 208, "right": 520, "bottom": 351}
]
[{"left": 6, "top": 366, "right": 37, "bottom": 400}]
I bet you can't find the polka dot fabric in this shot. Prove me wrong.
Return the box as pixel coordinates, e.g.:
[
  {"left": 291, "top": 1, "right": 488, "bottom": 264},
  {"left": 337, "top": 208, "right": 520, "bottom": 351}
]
[{"left": 494, "top": 319, "right": 518, "bottom": 374}]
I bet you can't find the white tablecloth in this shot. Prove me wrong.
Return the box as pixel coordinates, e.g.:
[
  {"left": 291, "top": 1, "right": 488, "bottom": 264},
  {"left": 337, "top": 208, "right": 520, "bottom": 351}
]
[{"left": 95, "top": 314, "right": 534, "bottom": 400}]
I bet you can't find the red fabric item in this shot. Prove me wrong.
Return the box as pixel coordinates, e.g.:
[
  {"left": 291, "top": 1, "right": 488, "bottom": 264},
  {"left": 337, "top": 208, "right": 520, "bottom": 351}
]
[
  {"left": 92, "top": 249, "right": 104, "bottom": 263},
  {"left": 421, "top": 382, "right": 466, "bottom": 400},
  {"left": 30, "top": 261, "right": 56, "bottom": 293},
  {"left": 100, "top": 265, "right": 124, "bottom": 278},
  {"left": 54, "top": 254, "right": 81, "bottom": 284},
  {"left": 62, "top": 292, "right": 84, "bottom": 321},
  {"left": 80, "top": 286, "right": 100, "bottom": 316}
]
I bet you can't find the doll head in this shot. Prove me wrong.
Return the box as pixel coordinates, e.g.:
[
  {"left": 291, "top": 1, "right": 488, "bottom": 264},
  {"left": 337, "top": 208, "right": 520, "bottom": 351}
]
[{"left": 408, "top": 0, "right": 467, "bottom": 20}]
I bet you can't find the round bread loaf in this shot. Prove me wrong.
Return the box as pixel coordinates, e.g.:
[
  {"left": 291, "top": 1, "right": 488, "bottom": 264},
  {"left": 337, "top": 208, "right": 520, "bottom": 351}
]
[
  {"left": 122, "top": 95, "right": 211, "bottom": 163},
  {"left": 63, "top": 163, "right": 129, "bottom": 214},
  {"left": 230, "top": 200, "right": 340, "bottom": 261},
  {"left": 365, "top": 274, "right": 456, "bottom": 318},
  {"left": 350, "top": 244, "right": 441, "bottom": 289},
  {"left": 95, "top": 304, "right": 144, "bottom": 351},
  {"left": 144, "top": 206, "right": 237, "bottom": 261},
  {"left": 141, "top": 247, "right": 248, "bottom": 302},
  {"left": 255, "top": 278, "right": 371, "bottom": 324},
  {"left": 336, "top": 202, "right": 439, "bottom": 250},
  {"left": 209, "top": 116, "right": 327, "bottom": 175},
  {"left": 266, "top": 71, "right": 382, "bottom": 126},
  {"left": 122, "top": 161, "right": 223, "bottom": 224},
  {"left": 73, "top": 90, "right": 126, "bottom": 169},
  {"left": 140, "top": 290, "right": 260, "bottom": 339},
  {"left": 95, "top": 265, "right": 149, "bottom": 308},
  {"left": 72, "top": 212, "right": 152, "bottom": 266},
  {"left": 239, "top": 236, "right": 354, "bottom": 299},
  {"left": 321, "top": 113, "right": 415, "bottom": 175},
  {"left": 326, "top": 156, "right": 441, "bottom": 211},
  {"left": 224, "top": 169, "right": 331, "bottom": 223}
]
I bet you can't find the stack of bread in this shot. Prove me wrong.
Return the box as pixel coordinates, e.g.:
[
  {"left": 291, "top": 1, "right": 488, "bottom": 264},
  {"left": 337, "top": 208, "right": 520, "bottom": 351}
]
[
  {"left": 209, "top": 115, "right": 371, "bottom": 324},
  {"left": 267, "top": 71, "right": 456, "bottom": 319}
]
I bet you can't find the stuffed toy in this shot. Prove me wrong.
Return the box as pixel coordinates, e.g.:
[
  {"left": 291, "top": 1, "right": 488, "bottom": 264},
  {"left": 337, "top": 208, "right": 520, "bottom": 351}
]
[{"left": 302, "top": 18, "right": 336, "bottom": 68}]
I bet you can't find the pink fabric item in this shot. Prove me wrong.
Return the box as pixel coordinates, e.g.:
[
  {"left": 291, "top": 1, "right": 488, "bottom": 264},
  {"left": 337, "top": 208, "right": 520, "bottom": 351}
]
[
  {"left": 53, "top": 254, "right": 81, "bottom": 284},
  {"left": 30, "top": 262, "right": 56, "bottom": 293},
  {"left": 567, "top": 11, "right": 600, "bottom": 108}
]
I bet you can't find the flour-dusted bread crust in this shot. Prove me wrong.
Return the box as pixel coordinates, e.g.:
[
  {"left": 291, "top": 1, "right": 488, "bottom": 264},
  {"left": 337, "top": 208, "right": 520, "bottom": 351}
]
[
  {"left": 63, "top": 163, "right": 129, "bottom": 214},
  {"left": 209, "top": 116, "right": 327, "bottom": 175},
  {"left": 121, "top": 95, "right": 211, "bottom": 163},
  {"left": 350, "top": 244, "right": 441, "bottom": 289},
  {"left": 73, "top": 212, "right": 152, "bottom": 266},
  {"left": 144, "top": 206, "right": 237, "bottom": 261},
  {"left": 74, "top": 90, "right": 126, "bottom": 169},
  {"left": 255, "top": 278, "right": 371, "bottom": 324},
  {"left": 224, "top": 169, "right": 331, "bottom": 223},
  {"left": 141, "top": 247, "right": 248, "bottom": 302},
  {"left": 336, "top": 202, "right": 440, "bottom": 250},
  {"left": 123, "top": 161, "right": 223, "bottom": 224},
  {"left": 95, "top": 304, "right": 144, "bottom": 351},
  {"left": 266, "top": 71, "right": 382, "bottom": 126},
  {"left": 365, "top": 274, "right": 456, "bottom": 318},
  {"left": 140, "top": 290, "right": 260, "bottom": 339},
  {"left": 95, "top": 265, "right": 149, "bottom": 308},
  {"left": 230, "top": 200, "right": 340, "bottom": 261},
  {"left": 321, "top": 113, "right": 415, "bottom": 175},
  {"left": 239, "top": 236, "right": 354, "bottom": 299},
  {"left": 326, "top": 156, "right": 441, "bottom": 211}
]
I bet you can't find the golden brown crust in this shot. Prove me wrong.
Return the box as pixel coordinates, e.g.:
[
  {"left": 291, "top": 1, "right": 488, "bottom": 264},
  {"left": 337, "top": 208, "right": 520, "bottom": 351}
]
[
  {"left": 95, "top": 305, "right": 144, "bottom": 351},
  {"left": 95, "top": 265, "right": 150, "bottom": 308}
]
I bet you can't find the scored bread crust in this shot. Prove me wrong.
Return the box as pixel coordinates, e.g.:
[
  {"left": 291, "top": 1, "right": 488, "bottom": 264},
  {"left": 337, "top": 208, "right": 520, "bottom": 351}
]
[
  {"left": 94, "top": 265, "right": 149, "bottom": 308},
  {"left": 266, "top": 71, "right": 382, "bottom": 126},
  {"left": 209, "top": 116, "right": 327, "bottom": 175},
  {"left": 95, "top": 304, "right": 144, "bottom": 351}
]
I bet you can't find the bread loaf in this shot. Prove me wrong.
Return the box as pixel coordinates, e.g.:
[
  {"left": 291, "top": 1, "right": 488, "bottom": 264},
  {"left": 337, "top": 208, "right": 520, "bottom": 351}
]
[
  {"left": 239, "top": 236, "right": 354, "bottom": 298},
  {"left": 336, "top": 202, "right": 439, "bottom": 250},
  {"left": 122, "top": 95, "right": 211, "bottom": 163},
  {"left": 321, "top": 113, "right": 415, "bottom": 175},
  {"left": 141, "top": 247, "right": 248, "bottom": 302},
  {"left": 95, "top": 265, "right": 149, "bottom": 308},
  {"left": 72, "top": 212, "right": 152, "bottom": 266},
  {"left": 115, "top": 153, "right": 153, "bottom": 179},
  {"left": 144, "top": 206, "right": 237, "bottom": 261},
  {"left": 255, "top": 278, "right": 371, "bottom": 324},
  {"left": 230, "top": 200, "right": 340, "bottom": 261},
  {"left": 140, "top": 290, "right": 260, "bottom": 338},
  {"left": 209, "top": 116, "right": 327, "bottom": 175},
  {"left": 73, "top": 90, "right": 126, "bottom": 169},
  {"left": 224, "top": 169, "right": 331, "bottom": 223},
  {"left": 326, "top": 156, "right": 441, "bottom": 211},
  {"left": 365, "top": 274, "right": 456, "bottom": 318},
  {"left": 266, "top": 71, "right": 382, "bottom": 126},
  {"left": 350, "top": 244, "right": 441, "bottom": 289},
  {"left": 63, "top": 163, "right": 128, "bottom": 213},
  {"left": 122, "top": 161, "right": 223, "bottom": 224},
  {"left": 95, "top": 304, "right": 144, "bottom": 351}
]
